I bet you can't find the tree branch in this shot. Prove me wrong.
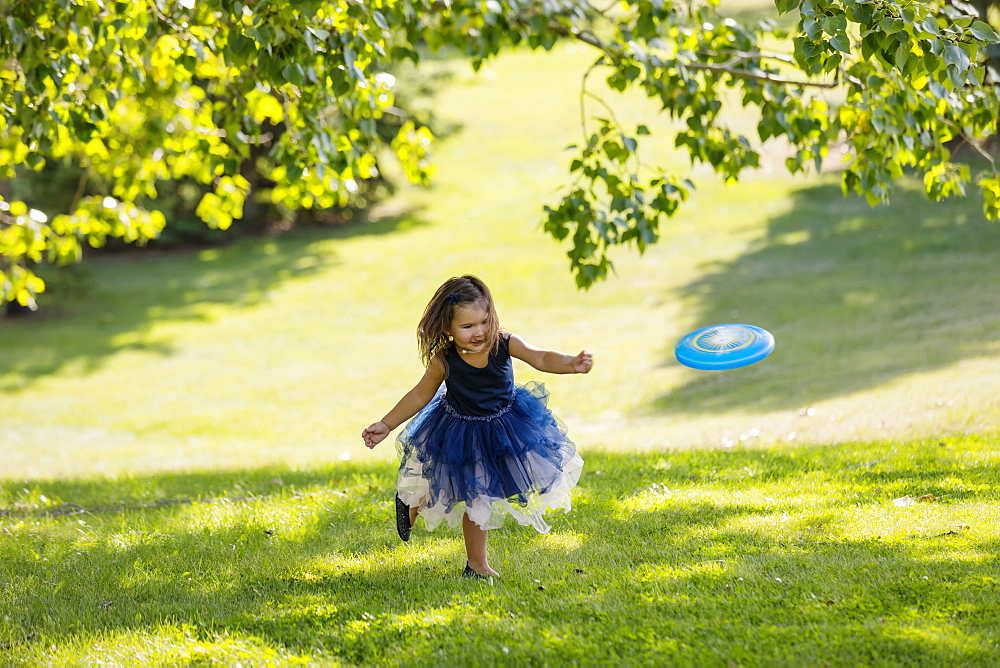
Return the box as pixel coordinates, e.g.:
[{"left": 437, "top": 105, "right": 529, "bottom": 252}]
[
  {"left": 538, "top": 15, "right": 859, "bottom": 89},
  {"left": 683, "top": 60, "right": 856, "bottom": 88},
  {"left": 941, "top": 119, "right": 999, "bottom": 170}
]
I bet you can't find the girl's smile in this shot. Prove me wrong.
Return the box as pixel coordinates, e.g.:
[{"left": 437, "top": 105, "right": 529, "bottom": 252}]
[{"left": 448, "top": 304, "right": 491, "bottom": 354}]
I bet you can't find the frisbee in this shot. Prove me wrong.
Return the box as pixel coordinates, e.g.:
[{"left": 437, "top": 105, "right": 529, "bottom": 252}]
[{"left": 675, "top": 323, "right": 775, "bottom": 370}]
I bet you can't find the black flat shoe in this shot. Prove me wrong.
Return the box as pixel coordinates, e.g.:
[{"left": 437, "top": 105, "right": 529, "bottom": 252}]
[
  {"left": 395, "top": 494, "right": 411, "bottom": 542},
  {"left": 462, "top": 563, "right": 489, "bottom": 580}
]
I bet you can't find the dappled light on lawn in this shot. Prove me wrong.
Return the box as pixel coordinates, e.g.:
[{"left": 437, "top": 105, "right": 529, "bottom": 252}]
[
  {"left": 1, "top": 442, "right": 998, "bottom": 664},
  {"left": 526, "top": 531, "right": 585, "bottom": 553},
  {"left": 70, "top": 626, "right": 310, "bottom": 666}
]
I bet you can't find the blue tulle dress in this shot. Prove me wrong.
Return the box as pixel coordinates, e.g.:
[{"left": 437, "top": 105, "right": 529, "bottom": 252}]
[{"left": 395, "top": 334, "right": 584, "bottom": 533}]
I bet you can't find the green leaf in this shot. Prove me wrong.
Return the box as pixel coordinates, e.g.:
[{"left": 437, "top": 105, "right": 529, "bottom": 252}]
[
  {"left": 979, "top": 175, "right": 1000, "bottom": 220},
  {"left": 895, "top": 42, "right": 911, "bottom": 69},
  {"left": 830, "top": 33, "right": 851, "bottom": 54},
  {"left": 947, "top": 65, "right": 966, "bottom": 89},
  {"left": 861, "top": 33, "right": 878, "bottom": 61},
  {"left": 970, "top": 20, "right": 1000, "bottom": 42},
  {"left": 944, "top": 43, "right": 971, "bottom": 72},
  {"left": 774, "top": 0, "right": 799, "bottom": 16}
]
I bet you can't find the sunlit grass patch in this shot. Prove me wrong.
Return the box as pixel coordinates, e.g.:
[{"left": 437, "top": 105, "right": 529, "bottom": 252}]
[
  {"left": 2, "top": 436, "right": 999, "bottom": 664},
  {"left": 64, "top": 625, "right": 314, "bottom": 666},
  {"left": 526, "top": 530, "right": 586, "bottom": 553}
]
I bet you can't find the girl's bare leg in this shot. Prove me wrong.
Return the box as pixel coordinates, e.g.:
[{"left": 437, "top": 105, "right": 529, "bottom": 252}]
[{"left": 462, "top": 513, "right": 500, "bottom": 576}]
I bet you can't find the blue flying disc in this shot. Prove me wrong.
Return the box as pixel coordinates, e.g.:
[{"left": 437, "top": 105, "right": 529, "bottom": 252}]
[{"left": 675, "top": 323, "right": 775, "bottom": 370}]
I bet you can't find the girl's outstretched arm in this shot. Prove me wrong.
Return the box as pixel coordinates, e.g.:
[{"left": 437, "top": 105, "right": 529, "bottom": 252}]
[
  {"left": 509, "top": 334, "right": 593, "bottom": 375},
  {"left": 362, "top": 359, "right": 445, "bottom": 449}
]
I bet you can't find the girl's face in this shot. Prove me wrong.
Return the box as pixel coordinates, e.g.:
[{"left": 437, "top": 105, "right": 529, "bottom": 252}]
[{"left": 447, "top": 302, "right": 491, "bottom": 354}]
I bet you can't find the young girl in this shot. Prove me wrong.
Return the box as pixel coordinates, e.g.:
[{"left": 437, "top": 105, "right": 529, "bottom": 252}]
[{"left": 362, "top": 275, "right": 592, "bottom": 579}]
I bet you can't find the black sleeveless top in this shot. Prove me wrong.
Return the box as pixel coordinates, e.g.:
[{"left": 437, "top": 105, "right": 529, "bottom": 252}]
[{"left": 443, "top": 334, "right": 515, "bottom": 417}]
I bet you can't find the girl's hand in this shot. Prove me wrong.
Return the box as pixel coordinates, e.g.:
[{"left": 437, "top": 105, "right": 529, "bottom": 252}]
[
  {"left": 362, "top": 421, "right": 390, "bottom": 449},
  {"left": 570, "top": 350, "right": 593, "bottom": 374}
]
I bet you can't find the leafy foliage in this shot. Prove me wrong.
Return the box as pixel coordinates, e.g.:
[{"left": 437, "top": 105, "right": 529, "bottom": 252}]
[
  {"left": 1, "top": 0, "right": 998, "bottom": 302},
  {"left": 544, "top": 0, "right": 1000, "bottom": 285},
  {"left": 0, "top": 0, "right": 434, "bottom": 307}
]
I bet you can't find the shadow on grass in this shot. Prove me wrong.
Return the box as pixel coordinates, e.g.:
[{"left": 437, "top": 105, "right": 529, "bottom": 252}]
[
  {"left": 0, "top": 210, "right": 429, "bottom": 393},
  {"left": 653, "top": 179, "right": 1000, "bottom": 415},
  {"left": 2, "top": 442, "right": 998, "bottom": 664}
]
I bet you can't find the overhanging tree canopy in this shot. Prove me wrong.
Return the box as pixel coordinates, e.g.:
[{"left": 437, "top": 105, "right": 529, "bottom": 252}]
[{"left": 1, "top": 0, "right": 998, "bottom": 304}]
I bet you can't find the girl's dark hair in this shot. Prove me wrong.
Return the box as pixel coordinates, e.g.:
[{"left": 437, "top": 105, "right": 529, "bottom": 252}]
[{"left": 417, "top": 275, "right": 501, "bottom": 371}]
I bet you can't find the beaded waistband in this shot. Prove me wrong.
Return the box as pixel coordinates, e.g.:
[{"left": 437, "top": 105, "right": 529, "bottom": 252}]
[{"left": 443, "top": 394, "right": 515, "bottom": 422}]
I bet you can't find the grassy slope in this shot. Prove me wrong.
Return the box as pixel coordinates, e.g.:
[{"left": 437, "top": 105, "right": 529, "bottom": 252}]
[{"left": 1, "top": 46, "right": 999, "bottom": 479}]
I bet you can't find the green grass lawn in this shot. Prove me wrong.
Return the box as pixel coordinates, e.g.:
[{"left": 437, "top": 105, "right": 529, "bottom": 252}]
[
  {"left": 3, "top": 3, "right": 1000, "bottom": 662},
  {"left": 2, "top": 46, "right": 998, "bottom": 477},
  {"left": 2, "top": 439, "right": 998, "bottom": 665}
]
